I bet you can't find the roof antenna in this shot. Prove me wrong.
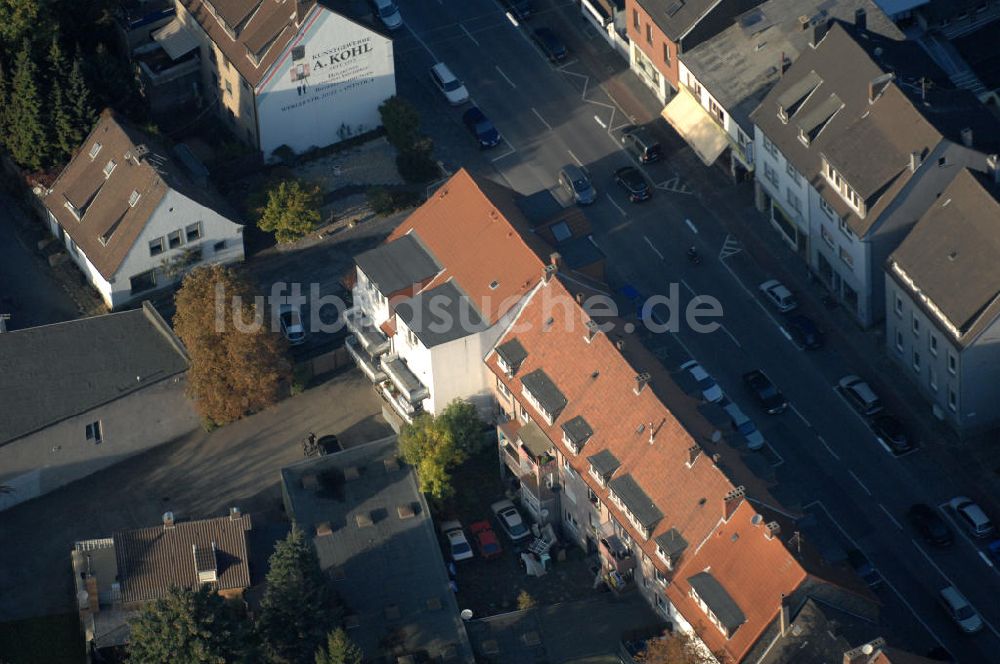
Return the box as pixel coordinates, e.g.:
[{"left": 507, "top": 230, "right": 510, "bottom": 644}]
[{"left": 648, "top": 421, "right": 654, "bottom": 445}]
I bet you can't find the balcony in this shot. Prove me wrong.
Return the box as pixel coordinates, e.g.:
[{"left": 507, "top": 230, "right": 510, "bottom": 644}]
[
  {"left": 344, "top": 308, "right": 390, "bottom": 356},
  {"left": 378, "top": 382, "right": 423, "bottom": 424},
  {"left": 345, "top": 335, "right": 386, "bottom": 383},
  {"left": 598, "top": 521, "right": 635, "bottom": 574},
  {"left": 382, "top": 356, "right": 429, "bottom": 405}
]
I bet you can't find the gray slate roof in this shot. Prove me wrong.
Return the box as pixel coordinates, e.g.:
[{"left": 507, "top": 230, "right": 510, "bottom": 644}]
[
  {"left": 0, "top": 302, "right": 189, "bottom": 445},
  {"left": 636, "top": 0, "right": 734, "bottom": 41},
  {"left": 655, "top": 527, "right": 689, "bottom": 558},
  {"left": 608, "top": 474, "right": 663, "bottom": 529},
  {"left": 394, "top": 281, "right": 486, "bottom": 348},
  {"left": 587, "top": 449, "right": 621, "bottom": 478},
  {"left": 561, "top": 415, "right": 593, "bottom": 449},
  {"left": 687, "top": 571, "right": 746, "bottom": 633},
  {"left": 495, "top": 338, "right": 528, "bottom": 371},
  {"left": 518, "top": 420, "right": 554, "bottom": 459},
  {"left": 355, "top": 233, "right": 441, "bottom": 295},
  {"left": 520, "top": 369, "right": 568, "bottom": 417}
]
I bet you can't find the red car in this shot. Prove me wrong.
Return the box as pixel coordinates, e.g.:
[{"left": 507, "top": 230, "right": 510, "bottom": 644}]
[{"left": 469, "top": 520, "right": 503, "bottom": 559}]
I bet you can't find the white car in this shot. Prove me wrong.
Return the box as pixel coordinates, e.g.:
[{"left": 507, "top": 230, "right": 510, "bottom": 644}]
[
  {"left": 759, "top": 279, "right": 798, "bottom": 313},
  {"left": 490, "top": 499, "right": 530, "bottom": 542},
  {"left": 440, "top": 520, "right": 474, "bottom": 561},
  {"left": 723, "top": 401, "right": 765, "bottom": 451},
  {"left": 373, "top": 0, "right": 403, "bottom": 30},
  {"left": 430, "top": 63, "right": 469, "bottom": 106},
  {"left": 279, "top": 304, "right": 306, "bottom": 345},
  {"left": 680, "top": 360, "right": 724, "bottom": 403},
  {"left": 947, "top": 497, "right": 996, "bottom": 539}
]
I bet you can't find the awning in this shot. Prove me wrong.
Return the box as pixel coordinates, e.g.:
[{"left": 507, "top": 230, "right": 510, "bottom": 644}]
[
  {"left": 152, "top": 18, "right": 198, "bottom": 61},
  {"left": 661, "top": 90, "right": 729, "bottom": 166}
]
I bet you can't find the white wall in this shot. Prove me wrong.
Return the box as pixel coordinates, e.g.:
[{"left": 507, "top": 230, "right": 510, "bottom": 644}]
[
  {"left": 49, "top": 210, "right": 116, "bottom": 308},
  {"left": 678, "top": 61, "right": 752, "bottom": 164},
  {"left": 353, "top": 267, "right": 393, "bottom": 328},
  {"left": 255, "top": 8, "right": 396, "bottom": 160},
  {"left": 808, "top": 183, "right": 870, "bottom": 322},
  {"left": 753, "top": 126, "right": 810, "bottom": 248},
  {"left": 393, "top": 315, "right": 435, "bottom": 413}
]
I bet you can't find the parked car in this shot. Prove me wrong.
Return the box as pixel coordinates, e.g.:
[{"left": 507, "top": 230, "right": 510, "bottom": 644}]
[
  {"left": 908, "top": 503, "right": 954, "bottom": 547},
  {"left": 838, "top": 375, "right": 883, "bottom": 417},
  {"left": 501, "top": 0, "right": 531, "bottom": 19},
  {"left": 614, "top": 166, "right": 651, "bottom": 202},
  {"left": 872, "top": 414, "right": 914, "bottom": 455},
  {"left": 372, "top": 0, "right": 403, "bottom": 30},
  {"left": 759, "top": 279, "right": 798, "bottom": 313},
  {"left": 723, "top": 401, "right": 765, "bottom": 451},
  {"left": 558, "top": 164, "right": 596, "bottom": 205},
  {"left": 620, "top": 125, "right": 662, "bottom": 163},
  {"left": 786, "top": 314, "right": 824, "bottom": 350},
  {"left": 430, "top": 62, "right": 469, "bottom": 105},
  {"left": 947, "top": 497, "right": 996, "bottom": 539},
  {"left": 938, "top": 586, "right": 983, "bottom": 634},
  {"left": 279, "top": 304, "right": 306, "bottom": 345},
  {"left": 490, "top": 499, "right": 531, "bottom": 542},
  {"left": 680, "top": 360, "right": 723, "bottom": 403},
  {"left": 440, "top": 520, "right": 474, "bottom": 561},
  {"left": 462, "top": 106, "right": 501, "bottom": 149},
  {"left": 847, "top": 548, "right": 881, "bottom": 588},
  {"left": 742, "top": 369, "right": 787, "bottom": 414},
  {"left": 531, "top": 27, "right": 567, "bottom": 61},
  {"left": 469, "top": 520, "right": 503, "bottom": 559}
]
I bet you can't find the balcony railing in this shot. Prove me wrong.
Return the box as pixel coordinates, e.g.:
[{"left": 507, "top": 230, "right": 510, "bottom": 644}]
[
  {"left": 378, "top": 382, "right": 423, "bottom": 424},
  {"left": 345, "top": 335, "right": 386, "bottom": 383},
  {"left": 381, "top": 356, "right": 429, "bottom": 405},
  {"left": 344, "top": 308, "right": 390, "bottom": 356}
]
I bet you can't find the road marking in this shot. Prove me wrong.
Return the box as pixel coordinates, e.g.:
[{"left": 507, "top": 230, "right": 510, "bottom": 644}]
[
  {"left": 568, "top": 149, "right": 582, "bottom": 166},
  {"left": 644, "top": 235, "right": 663, "bottom": 260},
  {"left": 779, "top": 326, "right": 793, "bottom": 342},
  {"left": 717, "top": 256, "right": 788, "bottom": 334},
  {"left": 607, "top": 195, "right": 626, "bottom": 218},
  {"left": 684, "top": 218, "right": 698, "bottom": 234},
  {"left": 937, "top": 501, "right": 997, "bottom": 565},
  {"left": 505, "top": 11, "right": 519, "bottom": 26},
  {"left": 655, "top": 176, "right": 693, "bottom": 195},
  {"left": 911, "top": 538, "right": 1000, "bottom": 638},
  {"left": 406, "top": 24, "right": 439, "bottom": 62},
  {"left": 765, "top": 441, "right": 784, "bottom": 467},
  {"left": 719, "top": 234, "right": 743, "bottom": 260},
  {"left": 817, "top": 435, "right": 840, "bottom": 460},
  {"left": 489, "top": 137, "right": 517, "bottom": 162},
  {"left": 790, "top": 404, "right": 809, "bottom": 427},
  {"left": 680, "top": 279, "right": 694, "bottom": 295},
  {"left": 879, "top": 504, "right": 903, "bottom": 530},
  {"left": 849, "top": 470, "right": 872, "bottom": 496},
  {"left": 531, "top": 107, "right": 551, "bottom": 131},
  {"left": 721, "top": 325, "right": 742, "bottom": 348},
  {"left": 831, "top": 386, "right": 876, "bottom": 429},
  {"left": 460, "top": 24, "right": 480, "bottom": 46},
  {"left": 980, "top": 551, "right": 995, "bottom": 568},
  {"left": 594, "top": 115, "right": 607, "bottom": 128},
  {"left": 495, "top": 65, "right": 516, "bottom": 88}
]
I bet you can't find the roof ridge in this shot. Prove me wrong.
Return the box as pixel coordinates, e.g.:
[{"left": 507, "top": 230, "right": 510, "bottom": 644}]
[{"left": 141, "top": 301, "right": 191, "bottom": 364}]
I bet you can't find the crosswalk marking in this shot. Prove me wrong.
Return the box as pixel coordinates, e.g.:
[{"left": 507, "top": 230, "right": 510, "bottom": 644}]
[{"left": 719, "top": 234, "right": 742, "bottom": 260}]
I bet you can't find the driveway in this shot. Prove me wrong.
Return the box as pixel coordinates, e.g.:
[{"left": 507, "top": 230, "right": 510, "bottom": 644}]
[{"left": 0, "top": 369, "right": 392, "bottom": 622}]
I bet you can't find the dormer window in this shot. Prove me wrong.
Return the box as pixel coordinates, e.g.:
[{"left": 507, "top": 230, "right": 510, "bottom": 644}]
[
  {"left": 64, "top": 199, "right": 81, "bottom": 221},
  {"left": 561, "top": 416, "right": 592, "bottom": 455},
  {"left": 588, "top": 464, "right": 607, "bottom": 486},
  {"left": 103, "top": 160, "right": 116, "bottom": 178},
  {"left": 495, "top": 339, "right": 527, "bottom": 377},
  {"left": 88, "top": 142, "right": 102, "bottom": 159},
  {"left": 586, "top": 449, "right": 619, "bottom": 488},
  {"left": 128, "top": 190, "right": 141, "bottom": 207},
  {"left": 520, "top": 369, "right": 566, "bottom": 426}
]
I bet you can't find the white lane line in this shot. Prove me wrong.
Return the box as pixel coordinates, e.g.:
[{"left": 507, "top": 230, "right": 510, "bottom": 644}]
[
  {"left": 779, "top": 326, "right": 793, "bottom": 342},
  {"left": 879, "top": 504, "right": 903, "bottom": 530},
  {"left": 607, "top": 195, "right": 627, "bottom": 218},
  {"left": 980, "top": 551, "right": 995, "bottom": 568},
  {"left": 489, "top": 137, "right": 517, "bottom": 162},
  {"left": 721, "top": 325, "right": 742, "bottom": 348},
  {"left": 644, "top": 235, "right": 664, "bottom": 261},
  {"left": 531, "top": 107, "right": 552, "bottom": 131},
  {"left": 849, "top": 470, "right": 872, "bottom": 496},
  {"left": 495, "top": 65, "right": 516, "bottom": 88},
  {"left": 817, "top": 435, "right": 840, "bottom": 460},
  {"left": 685, "top": 218, "right": 698, "bottom": 234},
  {"left": 460, "top": 24, "right": 480, "bottom": 46},
  {"left": 877, "top": 438, "right": 894, "bottom": 456},
  {"left": 406, "top": 25, "right": 439, "bottom": 62},
  {"left": 766, "top": 441, "right": 785, "bottom": 467},
  {"left": 679, "top": 279, "right": 695, "bottom": 295},
  {"left": 913, "top": 538, "right": 949, "bottom": 579},
  {"left": 594, "top": 115, "right": 607, "bottom": 128},
  {"left": 790, "top": 403, "right": 809, "bottom": 427},
  {"left": 937, "top": 502, "right": 997, "bottom": 564},
  {"left": 568, "top": 149, "right": 582, "bottom": 166},
  {"left": 717, "top": 257, "right": 789, "bottom": 335},
  {"left": 831, "top": 387, "right": 876, "bottom": 428},
  {"left": 505, "top": 11, "right": 519, "bottom": 26}
]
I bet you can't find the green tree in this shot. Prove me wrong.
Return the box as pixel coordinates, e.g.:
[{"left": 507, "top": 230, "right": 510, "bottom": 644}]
[
  {"left": 0, "top": 0, "right": 41, "bottom": 52},
  {"left": 377, "top": 96, "right": 420, "bottom": 151},
  {"left": 257, "top": 180, "right": 323, "bottom": 244},
  {"left": 0, "top": 63, "right": 9, "bottom": 148},
  {"left": 7, "top": 41, "right": 49, "bottom": 170},
  {"left": 47, "top": 36, "right": 77, "bottom": 161},
  {"left": 314, "top": 629, "right": 363, "bottom": 664},
  {"left": 259, "top": 523, "right": 339, "bottom": 664},
  {"left": 516, "top": 590, "right": 536, "bottom": 611},
  {"left": 127, "top": 585, "right": 256, "bottom": 664},
  {"left": 398, "top": 411, "right": 468, "bottom": 500},
  {"left": 173, "top": 265, "right": 291, "bottom": 427},
  {"left": 437, "top": 399, "right": 484, "bottom": 455},
  {"left": 67, "top": 54, "right": 96, "bottom": 138}
]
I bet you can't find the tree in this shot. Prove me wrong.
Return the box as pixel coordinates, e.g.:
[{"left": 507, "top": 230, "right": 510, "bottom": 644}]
[
  {"left": 68, "top": 50, "right": 97, "bottom": 131},
  {"left": 437, "top": 399, "right": 484, "bottom": 455},
  {"left": 0, "top": 63, "right": 9, "bottom": 148},
  {"left": 258, "top": 523, "right": 339, "bottom": 664},
  {"left": 257, "top": 180, "right": 322, "bottom": 244},
  {"left": 173, "top": 264, "right": 291, "bottom": 427},
  {"left": 314, "top": 629, "right": 363, "bottom": 664},
  {"left": 516, "top": 590, "right": 536, "bottom": 611},
  {"left": 398, "top": 411, "right": 468, "bottom": 500},
  {"left": 377, "top": 96, "right": 420, "bottom": 151},
  {"left": 7, "top": 41, "right": 49, "bottom": 170},
  {"left": 0, "top": 0, "right": 41, "bottom": 52},
  {"left": 636, "top": 631, "right": 723, "bottom": 664},
  {"left": 48, "top": 36, "right": 77, "bottom": 161},
  {"left": 127, "top": 585, "right": 255, "bottom": 664},
  {"left": 395, "top": 138, "right": 440, "bottom": 184}
]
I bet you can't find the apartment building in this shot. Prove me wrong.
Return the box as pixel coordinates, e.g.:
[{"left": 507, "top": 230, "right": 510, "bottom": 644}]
[{"left": 886, "top": 166, "right": 1000, "bottom": 434}]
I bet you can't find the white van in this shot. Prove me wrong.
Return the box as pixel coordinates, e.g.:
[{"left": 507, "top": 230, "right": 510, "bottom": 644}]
[
  {"left": 373, "top": 0, "right": 403, "bottom": 30},
  {"left": 430, "top": 63, "right": 469, "bottom": 106}
]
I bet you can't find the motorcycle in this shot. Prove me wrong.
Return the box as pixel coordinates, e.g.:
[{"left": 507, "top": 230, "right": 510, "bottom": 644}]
[{"left": 686, "top": 246, "right": 701, "bottom": 265}]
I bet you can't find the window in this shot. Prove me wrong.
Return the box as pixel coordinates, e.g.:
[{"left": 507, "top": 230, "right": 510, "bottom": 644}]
[
  {"left": 662, "top": 43, "right": 670, "bottom": 65},
  {"left": 185, "top": 222, "right": 203, "bottom": 242},
  {"left": 819, "top": 196, "right": 835, "bottom": 218},
  {"left": 128, "top": 190, "right": 141, "bottom": 207},
  {"left": 896, "top": 330, "right": 903, "bottom": 352},
  {"left": 632, "top": 9, "right": 638, "bottom": 29},
  {"left": 225, "top": 80, "right": 233, "bottom": 96},
  {"left": 785, "top": 162, "right": 801, "bottom": 184},
  {"left": 895, "top": 294, "right": 903, "bottom": 316},
  {"left": 838, "top": 216, "right": 853, "bottom": 240},
  {"left": 497, "top": 377, "right": 511, "bottom": 399},
  {"left": 839, "top": 245, "right": 853, "bottom": 268},
  {"left": 912, "top": 316, "right": 920, "bottom": 335},
  {"left": 821, "top": 225, "right": 835, "bottom": 248},
  {"left": 948, "top": 388, "right": 957, "bottom": 412},
  {"left": 168, "top": 230, "right": 183, "bottom": 249},
  {"left": 762, "top": 134, "right": 778, "bottom": 159},
  {"left": 88, "top": 142, "right": 102, "bottom": 159},
  {"left": 948, "top": 352, "right": 957, "bottom": 375},
  {"left": 149, "top": 237, "right": 165, "bottom": 256},
  {"left": 709, "top": 98, "right": 725, "bottom": 124},
  {"left": 407, "top": 329, "right": 417, "bottom": 346},
  {"left": 292, "top": 45, "right": 305, "bottom": 61},
  {"left": 645, "top": 23, "right": 652, "bottom": 45},
  {"left": 85, "top": 421, "right": 102, "bottom": 443},
  {"left": 102, "top": 160, "right": 116, "bottom": 178},
  {"left": 130, "top": 270, "right": 157, "bottom": 294},
  {"left": 913, "top": 351, "right": 920, "bottom": 372},
  {"left": 929, "top": 368, "right": 938, "bottom": 391},
  {"left": 929, "top": 335, "right": 938, "bottom": 355},
  {"left": 209, "top": 48, "right": 217, "bottom": 65},
  {"left": 763, "top": 162, "right": 778, "bottom": 187},
  {"left": 214, "top": 239, "right": 226, "bottom": 252},
  {"left": 588, "top": 464, "right": 606, "bottom": 487},
  {"left": 785, "top": 188, "right": 801, "bottom": 213}
]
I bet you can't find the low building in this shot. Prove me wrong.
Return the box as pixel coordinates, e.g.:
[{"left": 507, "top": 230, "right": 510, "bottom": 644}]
[
  {"left": 886, "top": 166, "right": 1000, "bottom": 434},
  {"left": 0, "top": 302, "right": 195, "bottom": 512},
  {"left": 41, "top": 110, "right": 244, "bottom": 310},
  {"left": 168, "top": 0, "right": 395, "bottom": 160},
  {"left": 72, "top": 509, "right": 252, "bottom": 654},
  {"left": 280, "top": 436, "right": 475, "bottom": 662}
]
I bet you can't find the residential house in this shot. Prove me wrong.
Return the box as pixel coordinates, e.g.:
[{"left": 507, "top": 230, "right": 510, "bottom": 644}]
[
  {"left": 72, "top": 509, "right": 252, "bottom": 654},
  {"left": 581, "top": 0, "right": 630, "bottom": 58},
  {"left": 344, "top": 169, "right": 593, "bottom": 425},
  {"left": 514, "top": 189, "right": 607, "bottom": 282},
  {"left": 886, "top": 166, "right": 1000, "bottom": 434},
  {"left": 42, "top": 110, "right": 244, "bottom": 310},
  {"left": 677, "top": 1, "right": 901, "bottom": 175},
  {"left": 842, "top": 637, "right": 944, "bottom": 664},
  {"left": 168, "top": 0, "right": 395, "bottom": 159},
  {"left": 0, "top": 303, "right": 195, "bottom": 512},
  {"left": 750, "top": 22, "right": 998, "bottom": 326},
  {"left": 117, "top": 0, "right": 176, "bottom": 51},
  {"left": 871, "top": 0, "right": 928, "bottom": 23},
  {"left": 280, "top": 436, "right": 475, "bottom": 662}
]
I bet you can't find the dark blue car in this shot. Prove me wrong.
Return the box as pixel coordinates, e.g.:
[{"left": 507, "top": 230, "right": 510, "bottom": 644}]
[{"left": 462, "top": 107, "right": 501, "bottom": 149}]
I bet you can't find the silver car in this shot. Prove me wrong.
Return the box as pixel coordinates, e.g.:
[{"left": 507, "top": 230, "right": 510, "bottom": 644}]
[{"left": 558, "top": 164, "right": 596, "bottom": 205}]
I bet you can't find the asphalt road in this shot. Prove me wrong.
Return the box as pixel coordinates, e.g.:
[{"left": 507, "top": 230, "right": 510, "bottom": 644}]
[{"left": 391, "top": 0, "right": 1000, "bottom": 660}]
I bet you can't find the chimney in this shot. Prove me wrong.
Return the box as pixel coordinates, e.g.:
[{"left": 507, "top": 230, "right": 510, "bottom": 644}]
[
  {"left": 550, "top": 252, "right": 562, "bottom": 272},
  {"left": 961, "top": 127, "right": 974, "bottom": 148},
  {"left": 575, "top": 292, "right": 584, "bottom": 304},
  {"left": 162, "top": 511, "right": 175, "bottom": 529},
  {"left": 686, "top": 444, "right": 702, "bottom": 467},
  {"left": 229, "top": 506, "right": 242, "bottom": 521},
  {"left": 854, "top": 7, "right": 867, "bottom": 30},
  {"left": 799, "top": 15, "right": 809, "bottom": 30},
  {"left": 779, "top": 594, "right": 790, "bottom": 636},
  {"left": 648, "top": 421, "right": 655, "bottom": 445},
  {"left": 988, "top": 154, "right": 1000, "bottom": 183},
  {"left": 585, "top": 320, "right": 600, "bottom": 343},
  {"left": 543, "top": 264, "right": 557, "bottom": 283},
  {"left": 909, "top": 151, "right": 921, "bottom": 172},
  {"left": 615, "top": 338, "right": 625, "bottom": 351},
  {"left": 634, "top": 372, "right": 651, "bottom": 394},
  {"left": 765, "top": 521, "right": 781, "bottom": 540},
  {"left": 723, "top": 486, "right": 745, "bottom": 521},
  {"left": 809, "top": 19, "right": 830, "bottom": 48},
  {"left": 868, "top": 73, "right": 894, "bottom": 104}
]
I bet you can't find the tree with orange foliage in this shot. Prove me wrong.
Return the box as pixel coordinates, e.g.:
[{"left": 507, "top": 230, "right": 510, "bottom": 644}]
[{"left": 636, "top": 631, "right": 724, "bottom": 664}]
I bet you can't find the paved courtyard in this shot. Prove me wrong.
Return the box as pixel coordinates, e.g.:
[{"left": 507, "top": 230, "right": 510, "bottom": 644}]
[{"left": 0, "top": 369, "right": 391, "bottom": 622}]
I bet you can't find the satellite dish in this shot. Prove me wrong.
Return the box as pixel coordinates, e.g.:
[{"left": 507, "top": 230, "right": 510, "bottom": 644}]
[
  {"left": 862, "top": 644, "right": 874, "bottom": 655},
  {"left": 460, "top": 609, "right": 473, "bottom": 621},
  {"left": 711, "top": 430, "right": 722, "bottom": 443}
]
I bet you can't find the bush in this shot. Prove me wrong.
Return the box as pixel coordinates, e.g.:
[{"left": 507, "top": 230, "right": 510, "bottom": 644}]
[
  {"left": 396, "top": 143, "right": 440, "bottom": 184},
  {"left": 367, "top": 187, "right": 422, "bottom": 216},
  {"left": 516, "top": 590, "right": 536, "bottom": 611},
  {"left": 291, "top": 364, "right": 313, "bottom": 395}
]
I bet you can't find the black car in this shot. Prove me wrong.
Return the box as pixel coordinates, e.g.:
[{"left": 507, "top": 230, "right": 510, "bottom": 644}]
[
  {"left": 872, "top": 414, "right": 914, "bottom": 455},
  {"left": 531, "top": 27, "right": 567, "bottom": 62},
  {"left": 908, "top": 503, "right": 954, "bottom": 547},
  {"left": 847, "top": 548, "right": 881, "bottom": 588},
  {"left": 787, "top": 314, "right": 824, "bottom": 350},
  {"left": 501, "top": 0, "right": 531, "bottom": 19},
  {"left": 614, "top": 166, "right": 651, "bottom": 202},
  {"left": 742, "top": 369, "right": 788, "bottom": 414},
  {"left": 462, "top": 107, "right": 501, "bottom": 149}
]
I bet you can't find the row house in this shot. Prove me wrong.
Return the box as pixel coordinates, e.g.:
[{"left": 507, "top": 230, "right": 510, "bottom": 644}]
[
  {"left": 886, "top": 166, "right": 1000, "bottom": 435},
  {"left": 750, "top": 21, "right": 998, "bottom": 327}
]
